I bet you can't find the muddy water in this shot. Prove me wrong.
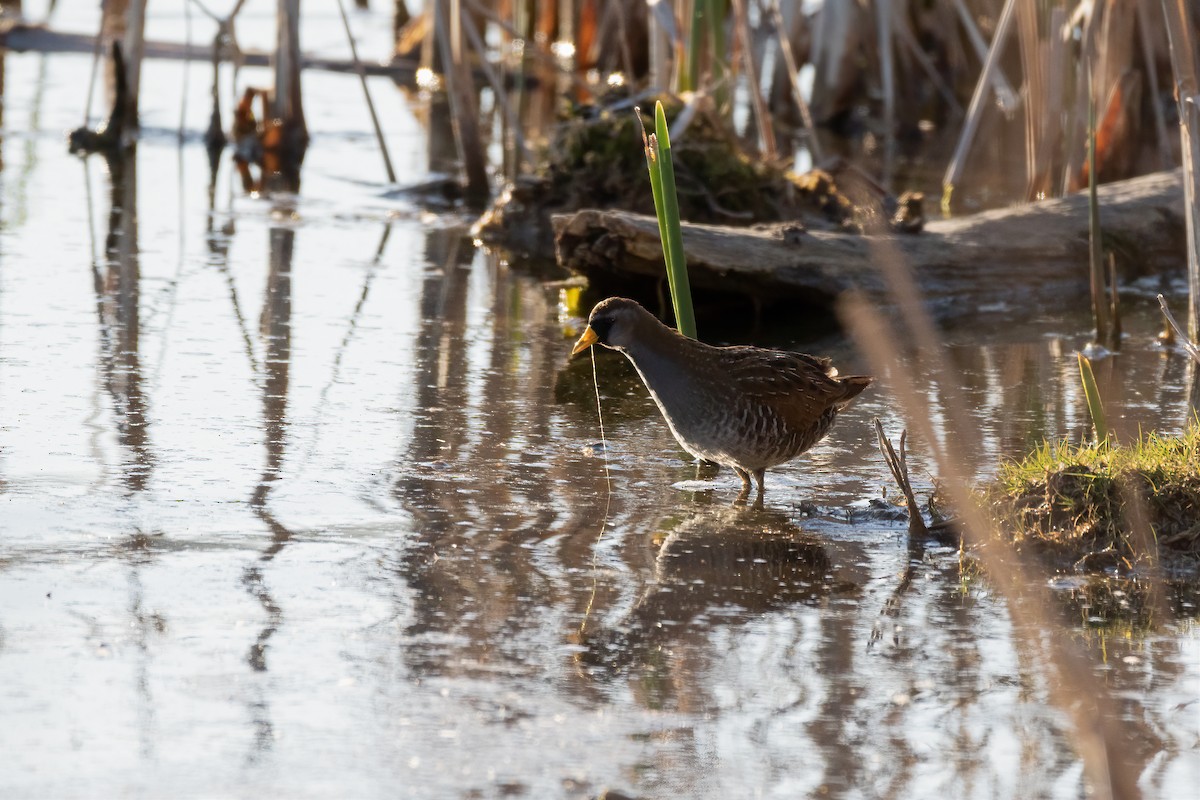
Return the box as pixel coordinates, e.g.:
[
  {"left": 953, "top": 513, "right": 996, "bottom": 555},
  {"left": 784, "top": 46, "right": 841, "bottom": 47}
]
[{"left": 2, "top": 6, "right": 1199, "bottom": 799}]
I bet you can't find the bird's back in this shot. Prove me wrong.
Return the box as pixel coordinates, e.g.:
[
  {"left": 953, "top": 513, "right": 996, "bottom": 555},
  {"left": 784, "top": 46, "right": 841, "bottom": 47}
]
[{"left": 651, "top": 339, "right": 870, "bottom": 469}]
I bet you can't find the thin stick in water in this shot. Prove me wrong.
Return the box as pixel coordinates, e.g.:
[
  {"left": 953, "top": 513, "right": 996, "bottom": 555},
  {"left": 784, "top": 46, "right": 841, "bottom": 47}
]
[{"left": 336, "top": 0, "right": 397, "bottom": 183}]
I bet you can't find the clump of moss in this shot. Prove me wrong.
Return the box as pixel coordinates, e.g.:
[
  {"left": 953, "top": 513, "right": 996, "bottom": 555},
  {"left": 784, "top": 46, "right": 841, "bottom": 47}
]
[{"left": 985, "top": 423, "right": 1200, "bottom": 567}]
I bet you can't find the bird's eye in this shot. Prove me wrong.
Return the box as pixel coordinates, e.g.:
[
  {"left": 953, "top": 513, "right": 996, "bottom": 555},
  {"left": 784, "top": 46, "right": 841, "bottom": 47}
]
[{"left": 590, "top": 315, "right": 615, "bottom": 342}]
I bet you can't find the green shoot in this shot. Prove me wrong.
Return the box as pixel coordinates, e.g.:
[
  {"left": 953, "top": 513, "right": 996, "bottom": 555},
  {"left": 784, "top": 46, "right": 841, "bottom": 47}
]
[
  {"left": 638, "top": 102, "right": 697, "bottom": 339},
  {"left": 1077, "top": 353, "right": 1109, "bottom": 444}
]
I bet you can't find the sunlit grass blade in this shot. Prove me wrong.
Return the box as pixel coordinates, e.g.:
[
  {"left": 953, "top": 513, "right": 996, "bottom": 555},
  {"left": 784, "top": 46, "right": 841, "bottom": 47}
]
[{"left": 1077, "top": 352, "right": 1109, "bottom": 443}]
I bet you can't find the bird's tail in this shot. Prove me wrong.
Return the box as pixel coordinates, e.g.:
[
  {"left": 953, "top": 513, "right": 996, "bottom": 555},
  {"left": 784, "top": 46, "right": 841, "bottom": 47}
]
[{"left": 835, "top": 375, "right": 873, "bottom": 405}]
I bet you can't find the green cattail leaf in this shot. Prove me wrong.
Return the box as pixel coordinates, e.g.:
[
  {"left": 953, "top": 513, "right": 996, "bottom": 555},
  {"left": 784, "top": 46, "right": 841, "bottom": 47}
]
[
  {"left": 1077, "top": 353, "right": 1109, "bottom": 443},
  {"left": 653, "top": 101, "right": 697, "bottom": 339}
]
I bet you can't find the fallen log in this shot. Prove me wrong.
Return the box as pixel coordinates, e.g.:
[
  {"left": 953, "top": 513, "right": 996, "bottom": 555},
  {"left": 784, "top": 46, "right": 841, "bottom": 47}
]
[{"left": 554, "top": 169, "right": 1187, "bottom": 322}]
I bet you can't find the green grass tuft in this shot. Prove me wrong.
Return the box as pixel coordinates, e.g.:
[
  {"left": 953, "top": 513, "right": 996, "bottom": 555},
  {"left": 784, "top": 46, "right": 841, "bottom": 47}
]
[{"left": 986, "top": 421, "right": 1200, "bottom": 563}]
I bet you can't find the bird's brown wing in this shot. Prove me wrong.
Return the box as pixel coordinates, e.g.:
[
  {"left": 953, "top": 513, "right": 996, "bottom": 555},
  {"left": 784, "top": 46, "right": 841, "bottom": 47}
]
[{"left": 719, "top": 346, "right": 852, "bottom": 427}]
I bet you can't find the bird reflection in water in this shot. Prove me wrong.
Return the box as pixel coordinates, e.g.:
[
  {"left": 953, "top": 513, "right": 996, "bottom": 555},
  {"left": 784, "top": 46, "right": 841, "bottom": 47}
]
[{"left": 575, "top": 504, "right": 865, "bottom": 689}]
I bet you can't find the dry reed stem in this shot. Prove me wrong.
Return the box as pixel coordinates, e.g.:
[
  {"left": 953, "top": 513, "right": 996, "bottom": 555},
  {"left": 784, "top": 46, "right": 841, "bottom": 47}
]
[
  {"left": 1160, "top": 0, "right": 1200, "bottom": 343},
  {"left": 873, "top": 420, "right": 927, "bottom": 537},
  {"left": 890, "top": 10, "right": 962, "bottom": 116},
  {"left": 458, "top": 8, "right": 532, "bottom": 170},
  {"left": 952, "top": 0, "right": 1018, "bottom": 112},
  {"left": 1137, "top": 0, "right": 1174, "bottom": 169},
  {"left": 273, "top": 0, "right": 307, "bottom": 149},
  {"left": 731, "top": 0, "right": 776, "bottom": 160},
  {"left": 123, "top": 0, "right": 148, "bottom": 136},
  {"left": 463, "top": 0, "right": 592, "bottom": 95},
  {"left": 1016, "top": 0, "right": 1065, "bottom": 199},
  {"left": 336, "top": 0, "right": 397, "bottom": 183},
  {"left": 875, "top": 0, "right": 895, "bottom": 189},
  {"left": 768, "top": 0, "right": 822, "bottom": 162},
  {"left": 839, "top": 227, "right": 1144, "bottom": 799},
  {"left": 943, "top": 0, "right": 1017, "bottom": 205},
  {"left": 435, "top": 0, "right": 489, "bottom": 206}
]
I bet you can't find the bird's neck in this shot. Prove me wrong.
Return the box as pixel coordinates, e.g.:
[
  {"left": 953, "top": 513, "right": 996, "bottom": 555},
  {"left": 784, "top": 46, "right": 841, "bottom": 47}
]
[{"left": 621, "top": 324, "right": 706, "bottom": 396}]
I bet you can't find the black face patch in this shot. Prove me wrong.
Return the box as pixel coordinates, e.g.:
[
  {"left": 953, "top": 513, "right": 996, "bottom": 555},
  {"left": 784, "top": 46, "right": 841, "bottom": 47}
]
[{"left": 589, "top": 314, "right": 616, "bottom": 345}]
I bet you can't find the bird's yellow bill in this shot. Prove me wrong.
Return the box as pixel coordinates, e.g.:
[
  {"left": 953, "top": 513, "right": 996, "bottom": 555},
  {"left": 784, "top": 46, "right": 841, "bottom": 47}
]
[{"left": 571, "top": 326, "right": 599, "bottom": 355}]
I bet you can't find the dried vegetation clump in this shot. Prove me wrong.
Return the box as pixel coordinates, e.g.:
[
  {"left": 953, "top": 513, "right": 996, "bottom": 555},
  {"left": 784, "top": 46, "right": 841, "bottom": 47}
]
[
  {"left": 474, "top": 97, "right": 862, "bottom": 258},
  {"left": 985, "top": 423, "right": 1200, "bottom": 567}
]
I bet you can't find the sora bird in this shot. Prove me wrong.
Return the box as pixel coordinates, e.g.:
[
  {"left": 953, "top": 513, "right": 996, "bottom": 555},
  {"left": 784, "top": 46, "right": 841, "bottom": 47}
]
[{"left": 572, "top": 297, "right": 872, "bottom": 505}]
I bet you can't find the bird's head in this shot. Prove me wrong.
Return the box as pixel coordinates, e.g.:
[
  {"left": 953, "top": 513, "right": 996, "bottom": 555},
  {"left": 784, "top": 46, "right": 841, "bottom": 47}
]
[{"left": 570, "top": 297, "right": 653, "bottom": 355}]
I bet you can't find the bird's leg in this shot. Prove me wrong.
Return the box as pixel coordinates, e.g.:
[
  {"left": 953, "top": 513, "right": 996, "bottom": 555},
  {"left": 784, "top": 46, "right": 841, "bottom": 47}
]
[
  {"left": 733, "top": 467, "right": 752, "bottom": 505},
  {"left": 753, "top": 468, "right": 766, "bottom": 510}
]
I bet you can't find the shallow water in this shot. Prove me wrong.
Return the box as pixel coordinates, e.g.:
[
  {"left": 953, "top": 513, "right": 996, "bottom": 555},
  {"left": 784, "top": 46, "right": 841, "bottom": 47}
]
[{"left": 2, "top": 5, "right": 1199, "bottom": 799}]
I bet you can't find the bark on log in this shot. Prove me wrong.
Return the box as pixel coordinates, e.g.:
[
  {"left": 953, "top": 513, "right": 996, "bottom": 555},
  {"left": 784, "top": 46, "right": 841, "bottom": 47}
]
[{"left": 553, "top": 169, "right": 1187, "bottom": 322}]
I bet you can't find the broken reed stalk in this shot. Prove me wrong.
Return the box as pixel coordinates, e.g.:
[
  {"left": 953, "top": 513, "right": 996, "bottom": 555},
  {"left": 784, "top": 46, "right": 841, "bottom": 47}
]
[
  {"left": 873, "top": 420, "right": 927, "bottom": 537},
  {"left": 843, "top": 291, "right": 1142, "bottom": 799},
  {"left": 1160, "top": 0, "right": 1200, "bottom": 344},
  {"left": 1077, "top": 353, "right": 1110, "bottom": 443},
  {"left": 639, "top": 102, "right": 696, "bottom": 340},
  {"left": 942, "top": 0, "right": 1017, "bottom": 211},
  {"left": 335, "top": 0, "right": 397, "bottom": 183}
]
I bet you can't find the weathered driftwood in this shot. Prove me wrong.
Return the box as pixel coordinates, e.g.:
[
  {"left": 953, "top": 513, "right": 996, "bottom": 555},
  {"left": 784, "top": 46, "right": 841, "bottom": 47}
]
[{"left": 554, "top": 169, "right": 1187, "bottom": 321}]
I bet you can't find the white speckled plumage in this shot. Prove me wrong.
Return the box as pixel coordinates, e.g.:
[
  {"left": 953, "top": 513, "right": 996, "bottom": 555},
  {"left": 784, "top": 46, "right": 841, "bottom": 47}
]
[{"left": 573, "top": 297, "right": 872, "bottom": 502}]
